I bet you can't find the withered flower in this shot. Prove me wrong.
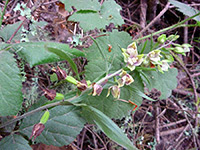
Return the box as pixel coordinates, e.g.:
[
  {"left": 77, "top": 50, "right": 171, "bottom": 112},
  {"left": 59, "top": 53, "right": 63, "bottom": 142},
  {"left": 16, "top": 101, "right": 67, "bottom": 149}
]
[
  {"left": 107, "top": 85, "right": 120, "bottom": 99},
  {"left": 43, "top": 88, "right": 56, "bottom": 101},
  {"left": 30, "top": 123, "right": 45, "bottom": 141},
  {"left": 77, "top": 79, "right": 88, "bottom": 91},
  {"left": 52, "top": 66, "right": 67, "bottom": 80},
  {"left": 92, "top": 83, "right": 103, "bottom": 96}
]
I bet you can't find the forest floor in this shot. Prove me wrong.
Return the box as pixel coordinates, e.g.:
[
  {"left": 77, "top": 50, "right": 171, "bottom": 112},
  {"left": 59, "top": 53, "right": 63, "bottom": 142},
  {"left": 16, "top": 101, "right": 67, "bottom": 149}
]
[{"left": 0, "top": 0, "right": 200, "bottom": 150}]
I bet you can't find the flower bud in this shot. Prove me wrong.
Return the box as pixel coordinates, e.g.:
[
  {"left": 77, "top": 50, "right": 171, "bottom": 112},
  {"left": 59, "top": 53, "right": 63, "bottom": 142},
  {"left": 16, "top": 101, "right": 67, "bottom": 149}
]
[
  {"left": 182, "top": 43, "right": 192, "bottom": 53},
  {"left": 40, "top": 110, "right": 50, "bottom": 124},
  {"left": 65, "top": 76, "right": 78, "bottom": 85},
  {"left": 52, "top": 66, "right": 67, "bottom": 80},
  {"left": 173, "top": 46, "right": 185, "bottom": 54},
  {"left": 55, "top": 93, "right": 64, "bottom": 100},
  {"left": 43, "top": 89, "right": 56, "bottom": 101},
  {"left": 77, "top": 79, "right": 88, "bottom": 91},
  {"left": 157, "top": 34, "right": 166, "bottom": 44},
  {"left": 167, "top": 35, "right": 179, "bottom": 41},
  {"left": 30, "top": 123, "right": 45, "bottom": 141}
]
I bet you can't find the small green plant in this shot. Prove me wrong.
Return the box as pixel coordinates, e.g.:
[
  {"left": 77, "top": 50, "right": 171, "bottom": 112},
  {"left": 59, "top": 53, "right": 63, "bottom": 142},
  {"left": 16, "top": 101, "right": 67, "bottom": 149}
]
[{"left": 0, "top": 0, "right": 199, "bottom": 149}]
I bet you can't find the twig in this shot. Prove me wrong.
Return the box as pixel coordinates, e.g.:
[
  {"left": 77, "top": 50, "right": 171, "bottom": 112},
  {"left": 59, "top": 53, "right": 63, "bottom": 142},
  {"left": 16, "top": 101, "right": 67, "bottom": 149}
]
[
  {"left": 134, "top": 12, "right": 200, "bottom": 42},
  {"left": 160, "top": 126, "right": 185, "bottom": 136},
  {"left": 191, "top": 72, "right": 200, "bottom": 78},
  {"left": 85, "top": 126, "right": 107, "bottom": 150},
  {"left": 173, "top": 88, "right": 200, "bottom": 97},
  {"left": 170, "top": 51, "right": 199, "bottom": 127},
  {"left": 122, "top": 16, "right": 141, "bottom": 28},
  {"left": 159, "top": 119, "right": 187, "bottom": 129},
  {"left": 43, "top": 0, "right": 59, "bottom": 5},
  {"left": 100, "top": 0, "right": 104, "bottom": 5},
  {"left": 140, "top": 0, "right": 147, "bottom": 29},
  {"left": 175, "top": 124, "right": 189, "bottom": 142},
  {"left": 80, "top": 128, "right": 87, "bottom": 150},
  {"left": 175, "top": 99, "right": 199, "bottom": 148},
  {"left": 135, "top": 105, "right": 151, "bottom": 140},
  {"left": 134, "top": 2, "right": 170, "bottom": 40},
  {"left": 0, "top": 0, "right": 9, "bottom": 29},
  {"left": 155, "top": 102, "right": 160, "bottom": 144},
  {"left": 183, "top": 16, "right": 188, "bottom": 44}
]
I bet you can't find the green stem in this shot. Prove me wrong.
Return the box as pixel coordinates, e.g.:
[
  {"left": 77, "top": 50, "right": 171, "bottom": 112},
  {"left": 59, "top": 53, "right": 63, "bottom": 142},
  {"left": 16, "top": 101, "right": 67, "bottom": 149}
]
[
  {"left": 0, "top": 0, "right": 9, "bottom": 29},
  {"left": 134, "top": 12, "right": 200, "bottom": 42}
]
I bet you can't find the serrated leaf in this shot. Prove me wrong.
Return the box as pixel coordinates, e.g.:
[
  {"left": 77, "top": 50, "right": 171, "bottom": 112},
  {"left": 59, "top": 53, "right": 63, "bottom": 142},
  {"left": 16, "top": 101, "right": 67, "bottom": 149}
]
[
  {"left": 82, "top": 105, "right": 137, "bottom": 150},
  {"left": 13, "top": 42, "right": 84, "bottom": 67},
  {"left": 69, "top": 0, "right": 124, "bottom": 31},
  {"left": 20, "top": 106, "right": 86, "bottom": 146},
  {"left": 46, "top": 46, "right": 79, "bottom": 79},
  {"left": 0, "top": 134, "right": 31, "bottom": 150},
  {"left": 142, "top": 68, "right": 178, "bottom": 99},
  {"left": 169, "top": 0, "right": 200, "bottom": 22},
  {"left": 60, "top": 0, "right": 101, "bottom": 12},
  {"left": 0, "top": 21, "right": 23, "bottom": 42},
  {"left": 0, "top": 51, "right": 23, "bottom": 116}
]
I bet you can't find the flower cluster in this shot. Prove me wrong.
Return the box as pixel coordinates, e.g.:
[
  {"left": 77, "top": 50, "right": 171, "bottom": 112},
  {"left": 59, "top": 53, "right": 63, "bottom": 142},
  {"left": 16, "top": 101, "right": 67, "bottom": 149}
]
[
  {"left": 121, "top": 37, "right": 191, "bottom": 73},
  {"left": 121, "top": 42, "right": 170, "bottom": 73}
]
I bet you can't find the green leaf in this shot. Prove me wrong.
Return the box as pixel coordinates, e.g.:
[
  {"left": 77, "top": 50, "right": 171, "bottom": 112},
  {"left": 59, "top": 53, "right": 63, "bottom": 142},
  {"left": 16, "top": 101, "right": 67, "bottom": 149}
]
[
  {"left": 142, "top": 68, "right": 178, "bottom": 99},
  {"left": 81, "top": 105, "right": 137, "bottom": 150},
  {"left": 0, "top": 134, "right": 31, "bottom": 150},
  {"left": 85, "top": 30, "right": 132, "bottom": 82},
  {"left": 69, "top": 0, "right": 124, "bottom": 31},
  {"left": 169, "top": 0, "right": 200, "bottom": 22},
  {"left": 13, "top": 42, "right": 84, "bottom": 67},
  {"left": 20, "top": 106, "right": 86, "bottom": 146},
  {"left": 0, "top": 51, "right": 23, "bottom": 116},
  {"left": 46, "top": 46, "right": 79, "bottom": 79},
  {"left": 0, "top": 21, "right": 23, "bottom": 42},
  {"left": 60, "top": 0, "right": 101, "bottom": 12}
]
